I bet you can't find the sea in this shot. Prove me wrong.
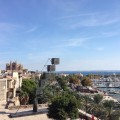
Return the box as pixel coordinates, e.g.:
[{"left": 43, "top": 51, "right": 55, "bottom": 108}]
[
  {"left": 56, "top": 71, "right": 120, "bottom": 101},
  {"left": 56, "top": 70, "right": 120, "bottom": 76}
]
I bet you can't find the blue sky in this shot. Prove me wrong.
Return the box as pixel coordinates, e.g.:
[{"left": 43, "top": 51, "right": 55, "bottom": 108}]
[{"left": 0, "top": 0, "right": 120, "bottom": 71}]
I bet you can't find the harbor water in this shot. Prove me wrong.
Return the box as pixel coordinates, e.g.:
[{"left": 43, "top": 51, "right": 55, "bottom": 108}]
[{"left": 99, "top": 87, "right": 120, "bottom": 101}]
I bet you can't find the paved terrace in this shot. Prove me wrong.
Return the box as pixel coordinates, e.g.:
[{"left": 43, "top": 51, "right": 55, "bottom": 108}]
[
  {"left": 0, "top": 102, "right": 50, "bottom": 120},
  {"left": 0, "top": 102, "right": 99, "bottom": 120}
]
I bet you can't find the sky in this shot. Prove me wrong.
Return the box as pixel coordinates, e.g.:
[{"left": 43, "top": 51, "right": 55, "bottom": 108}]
[{"left": 0, "top": 0, "right": 120, "bottom": 71}]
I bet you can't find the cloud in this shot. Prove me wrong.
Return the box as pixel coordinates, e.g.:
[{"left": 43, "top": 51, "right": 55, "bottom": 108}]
[
  {"left": 51, "top": 0, "right": 80, "bottom": 12},
  {"left": 101, "top": 31, "right": 120, "bottom": 37},
  {"left": 58, "top": 13, "right": 96, "bottom": 19},
  {"left": 96, "top": 47, "right": 104, "bottom": 51},
  {"left": 55, "top": 38, "right": 89, "bottom": 48},
  {"left": 25, "top": 26, "right": 38, "bottom": 33},
  {"left": 66, "top": 39, "right": 87, "bottom": 47},
  {"left": 26, "top": 49, "right": 63, "bottom": 70},
  {"left": 27, "top": 53, "right": 43, "bottom": 60},
  {"left": 0, "top": 22, "right": 23, "bottom": 32},
  {"left": 0, "top": 51, "right": 12, "bottom": 55},
  {"left": 58, "top": 57, "right": 120, "bottom": 71},
  {"left": 49, "top": 0, "right": 88, "bottom": 16},
  {"left": 57, "top": 12, "right": 120, "bottom": 29},
  {"left": 71, "top": 16, "right": 120, "bottom": 29}
]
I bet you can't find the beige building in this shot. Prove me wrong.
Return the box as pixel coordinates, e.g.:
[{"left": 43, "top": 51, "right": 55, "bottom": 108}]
[
  {"left": 0, "top": 61, "right": 23, "bottom": 104},
  {"left": 0, "top": 71, "right": 22, "bottom": 102},
  {"left": 0, "top": 78, "right": 7, "bottom": 102}
]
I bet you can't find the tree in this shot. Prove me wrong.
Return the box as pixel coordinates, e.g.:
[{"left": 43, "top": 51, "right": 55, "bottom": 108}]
[
  {"left": 103, "top": 100, "right": 120, "bottom": 120},
  {"left": 69, "top": 75, "right": 80, "bottom": 85},
  {"left": 90, "top": 94, "right": 104, "bottom": 119},
  {"left": 38, "top": 85, "right": 53, "bottom": 104},
  {"left": 19, "top": 91, "right": 29, "bottom": 105},
  {"left": 47, "top": 94, "right": 79, "bottom": 120},
  {"left": 56, "top": 76, "right": 68, "bottom": 90},
  {"left": 81, "top": 77, "right": 92, "bottom": 86},
  {"left": 38, "top": 84, "right": 57, "bottom": 104},
  {"left": 80, "top": 95, "right": 92, "bottom": 113},
  {"left": 38, "top": 75, "right": 69, "bottom": 104},
  {"left": 20, "top": 79, "right": 37, "bottom": 104}
]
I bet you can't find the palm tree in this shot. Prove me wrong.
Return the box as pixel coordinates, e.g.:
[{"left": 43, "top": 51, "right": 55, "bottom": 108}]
[
  {"left": 103, "top": 100, "right": 120, "bottom": 120},
  {"left": 90, "top": 94, "right": 104, "bottom": 118},
  {"left": 80, "top": 95, "right": 92, "bottom": 113}
]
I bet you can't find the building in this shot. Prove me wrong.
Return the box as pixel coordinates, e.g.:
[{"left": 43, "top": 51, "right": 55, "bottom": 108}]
[
  {"left": 0, "top": 78, "right": 7, "bottom": 102},
  {"left": 6, "top": 61, "right": 23, "bottom": 73},
  {"left": 0, "top": 61, "right": 23, "bottom": 104},
  {"left": 0, "top": 71, "right": 22, "bottom": 102}
]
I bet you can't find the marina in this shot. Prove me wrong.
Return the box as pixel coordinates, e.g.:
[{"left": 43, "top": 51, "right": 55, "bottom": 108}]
[{"left": 92, "top": 76, "right": 120, "bottom": 100}]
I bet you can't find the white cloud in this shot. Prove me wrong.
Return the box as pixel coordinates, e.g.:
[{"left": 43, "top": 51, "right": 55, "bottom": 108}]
[
  {"left": 58, "top": 58, "right": 120, "bottom": 71},
  {"left": 57, "top": 12, "right": 120, "bottom": 29},
  {"left": 0, "top": 22, "right": 24, "bottom": 46},
  {"left": 27, "top": 53, "right": 43, "bottom": 60},
  {"left": 70, "top": 15, "right": 120, "bottom": 29},
  {"left": 51, "top": 0, "right": 86, "bottom": 13},
  {"left": 55, "top": 38, "right": 89, "bottom": 48},
  {"left": 58, "top": 13, "right": 96, "bottom": 20},
  {"left": 0, "top": 51, "right": 12, "bottom": 55},
  {"left": 101, "top": 31, "right": 120, "bottom": 37},
  {"left": 0, "top": 22, "right": 23, "bottom": 32},
  {"left": 25, "top": 26, "right": 38, "bottom": 33},
  {"left": 96, "top": 47, "right": 104, "bottom": 51},
  {"left": 67, "top": 39, "right": 87, "bottom": 47}
]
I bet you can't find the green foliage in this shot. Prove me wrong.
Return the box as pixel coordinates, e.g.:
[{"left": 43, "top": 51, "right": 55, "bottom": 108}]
[
  {"left": 93, "top": 94, "right": 103, "bottom": 104},
  {"left": 80, "top": 95, "right": 92, "bottom": 113},
  {"left": 69, "top": 74, "right": 80, "bottom": 85},
  {"left": 103, "top": 100, "right": 117, "bottom": 120},
  {"left": 21, "top": 79, "right": 37, "bottom": 104},
  {"left": 56, "top": 76, "right": 68, "bottom": 90},
  {"left": 35, "top": 72, "right": 120, "bottom": 120},
  {"left": 77, "top": 94, "right": 120, "bottom": 120},
  {"left": 47, "top": 94, "right": 79, "bottom": 120},
  {"left": 81, "top": 77, "right": 92, "bottom": 86},
  {"left": 38, "top": 85, "right": 54, "bottom": 104},
  {"left": 103, "top": 100, "right": 115, "bottom": 109},
  {"left": 90, "top": 94, "right": 104, "bottom": 118}
]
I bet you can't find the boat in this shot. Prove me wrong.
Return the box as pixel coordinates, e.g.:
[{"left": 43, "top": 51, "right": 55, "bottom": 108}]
[{"left": 108, "top": 90, "right": 119, "bottom": 94}]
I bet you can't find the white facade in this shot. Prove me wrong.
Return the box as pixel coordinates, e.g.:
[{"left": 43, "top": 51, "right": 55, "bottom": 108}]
[
  {"left": 0, "top": 71, "right": 23, "bottom": 102},
  {"left": 0, "top": 78, "right": 7, "bottom": 101},
  {"left": 13, "top": 72, "right": 22, "bottom": 88}
]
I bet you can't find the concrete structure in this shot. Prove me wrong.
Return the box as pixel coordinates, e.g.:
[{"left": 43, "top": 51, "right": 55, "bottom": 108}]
[
  {"left": 0, "top": 78, "right": 7, "bottom": 102},
  {"left": 13, "top": 72, "right": 22, "bottom": 88},
  {"left": 6, "top": 71, "right": 22, "bottom": 100},
  {"left": 7, "top": 77, "right": 16, "bottom": 99},
  {"left": 0, "top": 71, "right": 22, "bottom": 103}
]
